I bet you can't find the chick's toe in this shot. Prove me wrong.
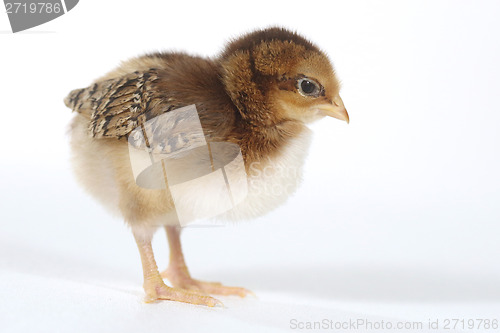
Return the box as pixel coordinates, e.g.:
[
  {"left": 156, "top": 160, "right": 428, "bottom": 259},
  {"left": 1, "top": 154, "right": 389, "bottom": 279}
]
[{"left": 161, "top": 268, "right": 252, "bottom": 297}]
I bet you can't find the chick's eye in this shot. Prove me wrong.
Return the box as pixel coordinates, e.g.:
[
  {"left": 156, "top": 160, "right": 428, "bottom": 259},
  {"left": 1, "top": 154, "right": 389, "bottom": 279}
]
[{"left": 297, "top": 78, "right": 320, "bottom": 97}]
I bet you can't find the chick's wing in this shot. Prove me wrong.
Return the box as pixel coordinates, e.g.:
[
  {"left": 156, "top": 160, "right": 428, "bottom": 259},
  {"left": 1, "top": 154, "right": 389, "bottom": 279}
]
[{"left": 64, "top": 69, "right": 182, "bottom": 140}]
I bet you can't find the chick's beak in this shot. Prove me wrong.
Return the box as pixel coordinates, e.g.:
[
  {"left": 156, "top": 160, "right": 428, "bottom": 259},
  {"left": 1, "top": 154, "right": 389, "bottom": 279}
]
[{"left": 317, "top": 95, "right": 349, "bottom": 123}]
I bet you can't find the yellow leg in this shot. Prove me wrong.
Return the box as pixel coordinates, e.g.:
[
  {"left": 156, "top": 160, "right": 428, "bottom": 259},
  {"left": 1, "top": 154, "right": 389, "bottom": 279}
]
[
  {"left": 161, "top": 226, "right": 252, "bottom": 297},
  {"left": 133, "top": 228, "right": 221, "bottom": 306}
]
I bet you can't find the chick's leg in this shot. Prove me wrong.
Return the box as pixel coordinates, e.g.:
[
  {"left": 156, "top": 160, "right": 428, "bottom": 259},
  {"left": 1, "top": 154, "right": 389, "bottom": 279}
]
[
  {"left": 133, "top": 228, "right": 221, "bottom": 306},
  {"left": 161, "top": 226, "right": 252, "bottom": 297}
]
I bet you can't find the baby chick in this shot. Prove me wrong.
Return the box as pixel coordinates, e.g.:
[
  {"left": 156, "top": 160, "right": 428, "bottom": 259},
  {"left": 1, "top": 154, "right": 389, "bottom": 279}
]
[{"left": 64, "top": 27, "right": 348, "bottom": 307}]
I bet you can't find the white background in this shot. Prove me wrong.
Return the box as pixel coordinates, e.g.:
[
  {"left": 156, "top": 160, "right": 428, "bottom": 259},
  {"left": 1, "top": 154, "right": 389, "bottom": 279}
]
[{"left": 1, "top": 0, "right": 500, "bottom": 332}]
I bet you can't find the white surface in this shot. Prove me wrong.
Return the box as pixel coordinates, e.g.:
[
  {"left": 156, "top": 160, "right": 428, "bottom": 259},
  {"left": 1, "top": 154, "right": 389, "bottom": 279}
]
[{"left": 1, "top": 0, "right": 500, "bottom": 332}]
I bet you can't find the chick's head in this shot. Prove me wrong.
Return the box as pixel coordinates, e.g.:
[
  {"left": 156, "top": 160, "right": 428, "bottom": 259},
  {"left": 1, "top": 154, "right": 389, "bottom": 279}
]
[{"left": 219, "top": 27, "right": 348, "bottom": 126}]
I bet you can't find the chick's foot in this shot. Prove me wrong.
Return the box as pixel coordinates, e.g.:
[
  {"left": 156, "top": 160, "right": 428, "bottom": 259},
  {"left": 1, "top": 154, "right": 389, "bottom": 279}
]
[
  {"left": 144, "top": 276, "right": 222, "bottom": 307},
  {"left": 161, "top": 267, "right": 252, "bottom": 297}
]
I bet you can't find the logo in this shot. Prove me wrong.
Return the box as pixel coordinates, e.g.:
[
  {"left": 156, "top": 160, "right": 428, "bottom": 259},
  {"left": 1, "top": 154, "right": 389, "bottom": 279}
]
[
  {"left": 3, "top": 0, "right": 78, "bottom": 33},
  {"left": 127, "top": 105, "right": 248, "bottom": 227}
]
